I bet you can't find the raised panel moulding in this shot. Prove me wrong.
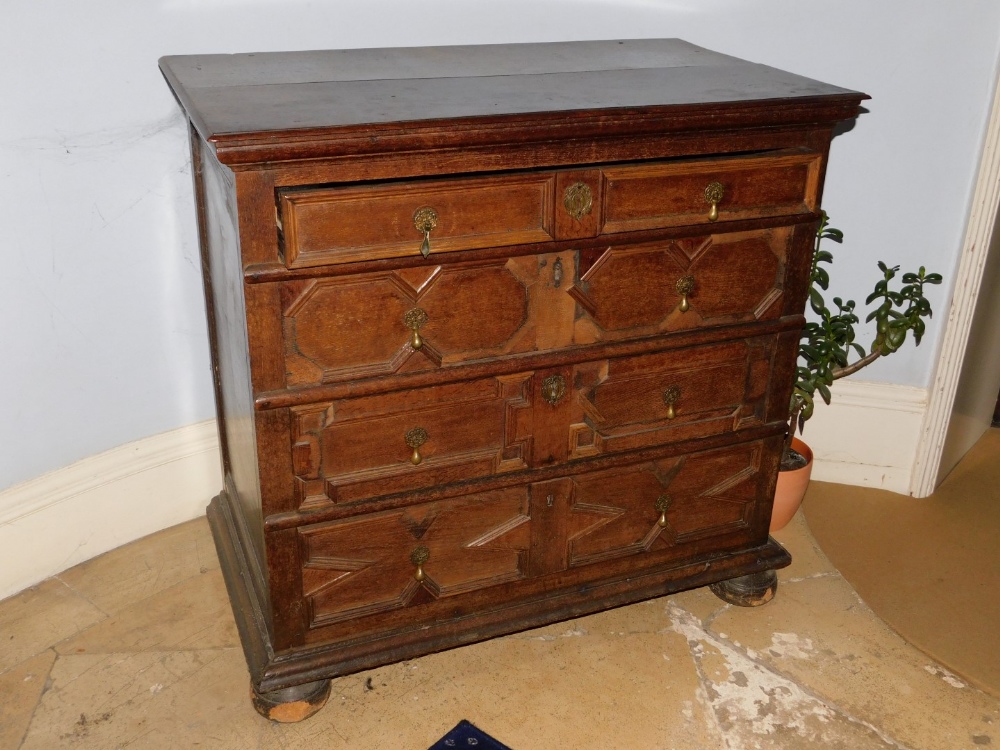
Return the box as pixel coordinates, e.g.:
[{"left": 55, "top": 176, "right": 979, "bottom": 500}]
[{"left": 0, "top": 420, "right": 221, "bottom": 601}]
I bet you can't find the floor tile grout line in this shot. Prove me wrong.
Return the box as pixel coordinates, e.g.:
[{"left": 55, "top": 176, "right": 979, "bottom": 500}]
[
  {"left": 681, "top": 606, "right": 920, "bottom": 750},
  {"left": 682, "top": 630, "right": 737, "bottom": 749},
  {"left": 16, "top": 648, "right": 59, "bottom": 750},
  {"left": 9, "top": 576, "right": 117, "bottom": 671},
  {"left": 780, "top": 571, "right": 840, "bottom": 584},
  {"left": 782, "top": 523, "right": 1000, "bottom": 700},
  {"left": 54, "top": 565, "right": 215, "bottom": 618},
  {"left": 53, "top": 574, "right": 112, "bottom": 618},
  {"left": 0, "top": 592, "right": 107, "bottom": 681},
  {"left": 0, "top": 575, "right": 112, "bottom": 679},
  {"left": 41, "top": 569, "right": 234, "bottom": 662},
  {"left": 841, "top": 602, "right": 1000, "bottom": 701},
  {"left": 662, "top": 597, "right": 753, "bottom": 747},
  {"left": 782, "top": 568, "right": 1000, "bottom": 701},
  {"left": 700, "top": 602, "right": 731, "bottom": 630},
  {"left": 52, "top": 646, "right": 244, "bottom": 657}
]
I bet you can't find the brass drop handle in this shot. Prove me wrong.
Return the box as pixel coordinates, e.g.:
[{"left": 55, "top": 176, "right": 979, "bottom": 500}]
[
  {"left": 704, "top": 181, "right": 724, "bottom": 222},
  {"left": 403, "top": 307, "right": 429, "bottom": 350},
  {"left": 675, "top": 275, "right": 695, "bottom": 313},
  {"left": 662, "top": 386, "right": 681, "bottom": 420},
  {"left": 405, "top": 427, "right": 428, "bottom": 465},
  {"left": 410, "top": 546, "right": 430, "bottom": 582},
  {"left": 655, "top": 494, "right": 672, "bottom": 528},
  {"left": 413, "top": 207, "right": 438, "bottom": 258}
]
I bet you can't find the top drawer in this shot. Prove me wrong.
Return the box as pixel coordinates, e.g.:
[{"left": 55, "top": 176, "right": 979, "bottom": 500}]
[
  {"left": 600, "top": 150, "right": 821, "bottom": 233},
  {"left": 280, "top": 173, "right": 556, "bottom": 268},
  {"left": 278, "top": 149, "right": 821, "bottom": 268}
]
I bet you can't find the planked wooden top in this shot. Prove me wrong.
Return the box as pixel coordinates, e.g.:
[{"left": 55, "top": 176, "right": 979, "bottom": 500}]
[{"left": 160, "top": 39, "right": 866, "bottom": 165}]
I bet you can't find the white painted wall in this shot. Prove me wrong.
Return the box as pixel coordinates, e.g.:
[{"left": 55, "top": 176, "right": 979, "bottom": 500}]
[{"left": 2, "top": 2, "right": 999, "bottom": 580}]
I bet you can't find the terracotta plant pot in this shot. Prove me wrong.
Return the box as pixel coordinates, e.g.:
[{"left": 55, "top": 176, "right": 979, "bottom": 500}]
[{"left": 770, "top": 437, "right": 814, "bottom": 532}]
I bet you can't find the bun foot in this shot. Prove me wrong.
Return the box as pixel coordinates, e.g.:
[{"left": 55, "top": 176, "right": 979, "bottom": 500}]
[
  {"left": 251, "top": 679, "right": 331, "bottom": 722},
  {"left": 710, "top": 569, "right": 778, "bottom": 607}
]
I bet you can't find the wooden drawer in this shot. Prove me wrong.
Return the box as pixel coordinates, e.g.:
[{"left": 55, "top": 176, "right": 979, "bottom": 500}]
[
  {"left": 569, "top": 336, "right": 776, "bottom": 459},
  {"left": 279, "top": 149, "right": 816, "bottom": 269},
  {"left": 600, "top": 149, "right": 820, "bottom": 232},
  {"left": 570, "top": 226, "right": 795, "bottom": 343},
  {"left": 299, "top": 486, "right": 532, "bottom": 628},
  {"left": 280, "top": 173, "right": 556, "bottom": 267},
  {"left": 298, "top": 437, "right": 776, "bottom": 639},
  {"left": 558, "top": 438, "right": 774, "bottom": 567},
  {"left": 280, "top": 226, "right": 800, "bottom": 390},
  {"left": 281, "top": 253, "right": 575, "bottom": 388},
  {"left": 287, "top": 332, "right": 787, "bottom": 512},
  {"left": 290, "top": 375, "right": 533, "bottom": 508}
]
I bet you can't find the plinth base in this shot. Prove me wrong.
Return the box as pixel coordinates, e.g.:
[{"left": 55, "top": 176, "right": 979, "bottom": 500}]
[
  {"left": 710, "top": 569, "right": 778, "bottom": 607},
  {"left": 251, "top": 679, "right": 332, "bottom": 723}
]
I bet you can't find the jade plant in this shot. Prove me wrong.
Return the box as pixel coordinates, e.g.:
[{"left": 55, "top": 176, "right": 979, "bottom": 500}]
[{"left": 783, "top": 213, "right": 943, "bottom": 469}]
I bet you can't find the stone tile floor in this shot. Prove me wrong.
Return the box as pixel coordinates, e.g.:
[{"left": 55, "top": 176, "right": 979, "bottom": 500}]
[{"left": 2, "top": 513, "right": 997, "bottom": 749}]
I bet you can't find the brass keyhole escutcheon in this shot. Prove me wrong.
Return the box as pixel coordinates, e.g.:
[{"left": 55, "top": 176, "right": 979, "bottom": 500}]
[
  {"left": 403, "top": 307, "right": 429, "bottom": 350},
  {"left": 541, "top": 374, "right": 567, "bottom": 406},
  {"left": 405, "top": 427, "right": 428, "bottom": 465},
  {"left": 410, "top": 546, "right": 430, "bottom": 582},
  {"left": 552, "top": 257, "right": 564, "bottom": 288},
  {"left": 704, "top": 181, "right": 724, "bottom": 222},
  {"left": 662, "top": 385, "right": 681, "bottom": 420},
  {"left": 675, "top": 275, "right": 695, "bottom": 313},
  {"left": 654, "top": 494, "right": 673, "bottom": 528},
  {"left": 413, "top": 207, "right": 438, "bottom": 258},
  {"left": 563, "top": 182, "right": 594, "bottom": 220}
]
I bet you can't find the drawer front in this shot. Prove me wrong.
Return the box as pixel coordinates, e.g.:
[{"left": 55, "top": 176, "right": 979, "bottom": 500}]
[
  {"left": 297, "top": 437, "right": 776, "bottom": 639},
  {"left": 569, "top": 336, "right": 775, "bottom": 459},
  {"left": 569, "top": 227, "right": 791, "bottom": 343},
  {"left": 286, "top": 336, "right": 784, "bottom": 513},
  {"left": 290, "top": 375, "right": 533, "bottom": 508},
  {"left": 279, "top": 150, "right": 815, "bottom": 269},
  {"left": 281, "top": 227, "right": 792, "bottom": 390},
  {"left": 281, "top": 173, "right": 556, "bottom": 267},
  {"left": 560, "top": 438, "right": 774, "bottom": 567},
  {"left": 601, "top": 149, "right": 820, "bottom": 232},
  {"left": 282, "top": 253, "right": 575, "bottom": 388},
  {"left": 299, "top": 486, "right": 532, "bottom": 628}
]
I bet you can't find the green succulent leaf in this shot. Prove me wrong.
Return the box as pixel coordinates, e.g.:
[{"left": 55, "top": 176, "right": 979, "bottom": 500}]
[
  {"left": 809, "top": 288, "right": 825, "bottom": 313},
  {"left": 800, "top": 398, "right": 814, "bottom": 421},
  {"left": 792, "top": 214, "right": 941, "bottom": 439},
  {"left": 817, "top": 383, "right": 832, "bottom": 405}
]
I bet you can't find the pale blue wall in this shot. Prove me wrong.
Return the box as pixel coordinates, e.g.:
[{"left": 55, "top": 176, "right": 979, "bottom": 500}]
[{"left": 2, "top": 0, "right": 999, "bottom": 491}]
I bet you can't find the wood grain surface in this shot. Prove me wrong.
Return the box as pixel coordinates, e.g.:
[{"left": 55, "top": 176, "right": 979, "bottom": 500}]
[{"left": 165, "top": 39, "right": 866, "bottom": 706}]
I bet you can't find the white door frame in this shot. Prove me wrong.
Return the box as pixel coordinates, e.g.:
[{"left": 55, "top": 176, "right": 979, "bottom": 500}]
[{"left": 910, "top": 65, "right": 1000, "bottom": 497}]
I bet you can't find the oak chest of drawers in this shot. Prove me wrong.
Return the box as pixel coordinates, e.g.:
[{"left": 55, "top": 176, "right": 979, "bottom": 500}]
[{"left": 160, "top": 39, "right": 865, "bottom": 720}]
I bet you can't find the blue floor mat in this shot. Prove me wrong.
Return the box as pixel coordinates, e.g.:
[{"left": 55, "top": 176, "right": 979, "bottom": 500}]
[{"left": 428, "top": 720, "right": 513, "bottom": 749}]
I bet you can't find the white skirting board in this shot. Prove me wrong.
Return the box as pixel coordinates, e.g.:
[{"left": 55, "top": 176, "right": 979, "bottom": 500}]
[
  {"left": 801, "top": 380, "right": 928, "bottom": 495},
  {"left": 0, "top": 383, "right": 925, "bottom": 601},
  {"left": 0, "top": 420, "right": 221, "bottom": 602}
]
